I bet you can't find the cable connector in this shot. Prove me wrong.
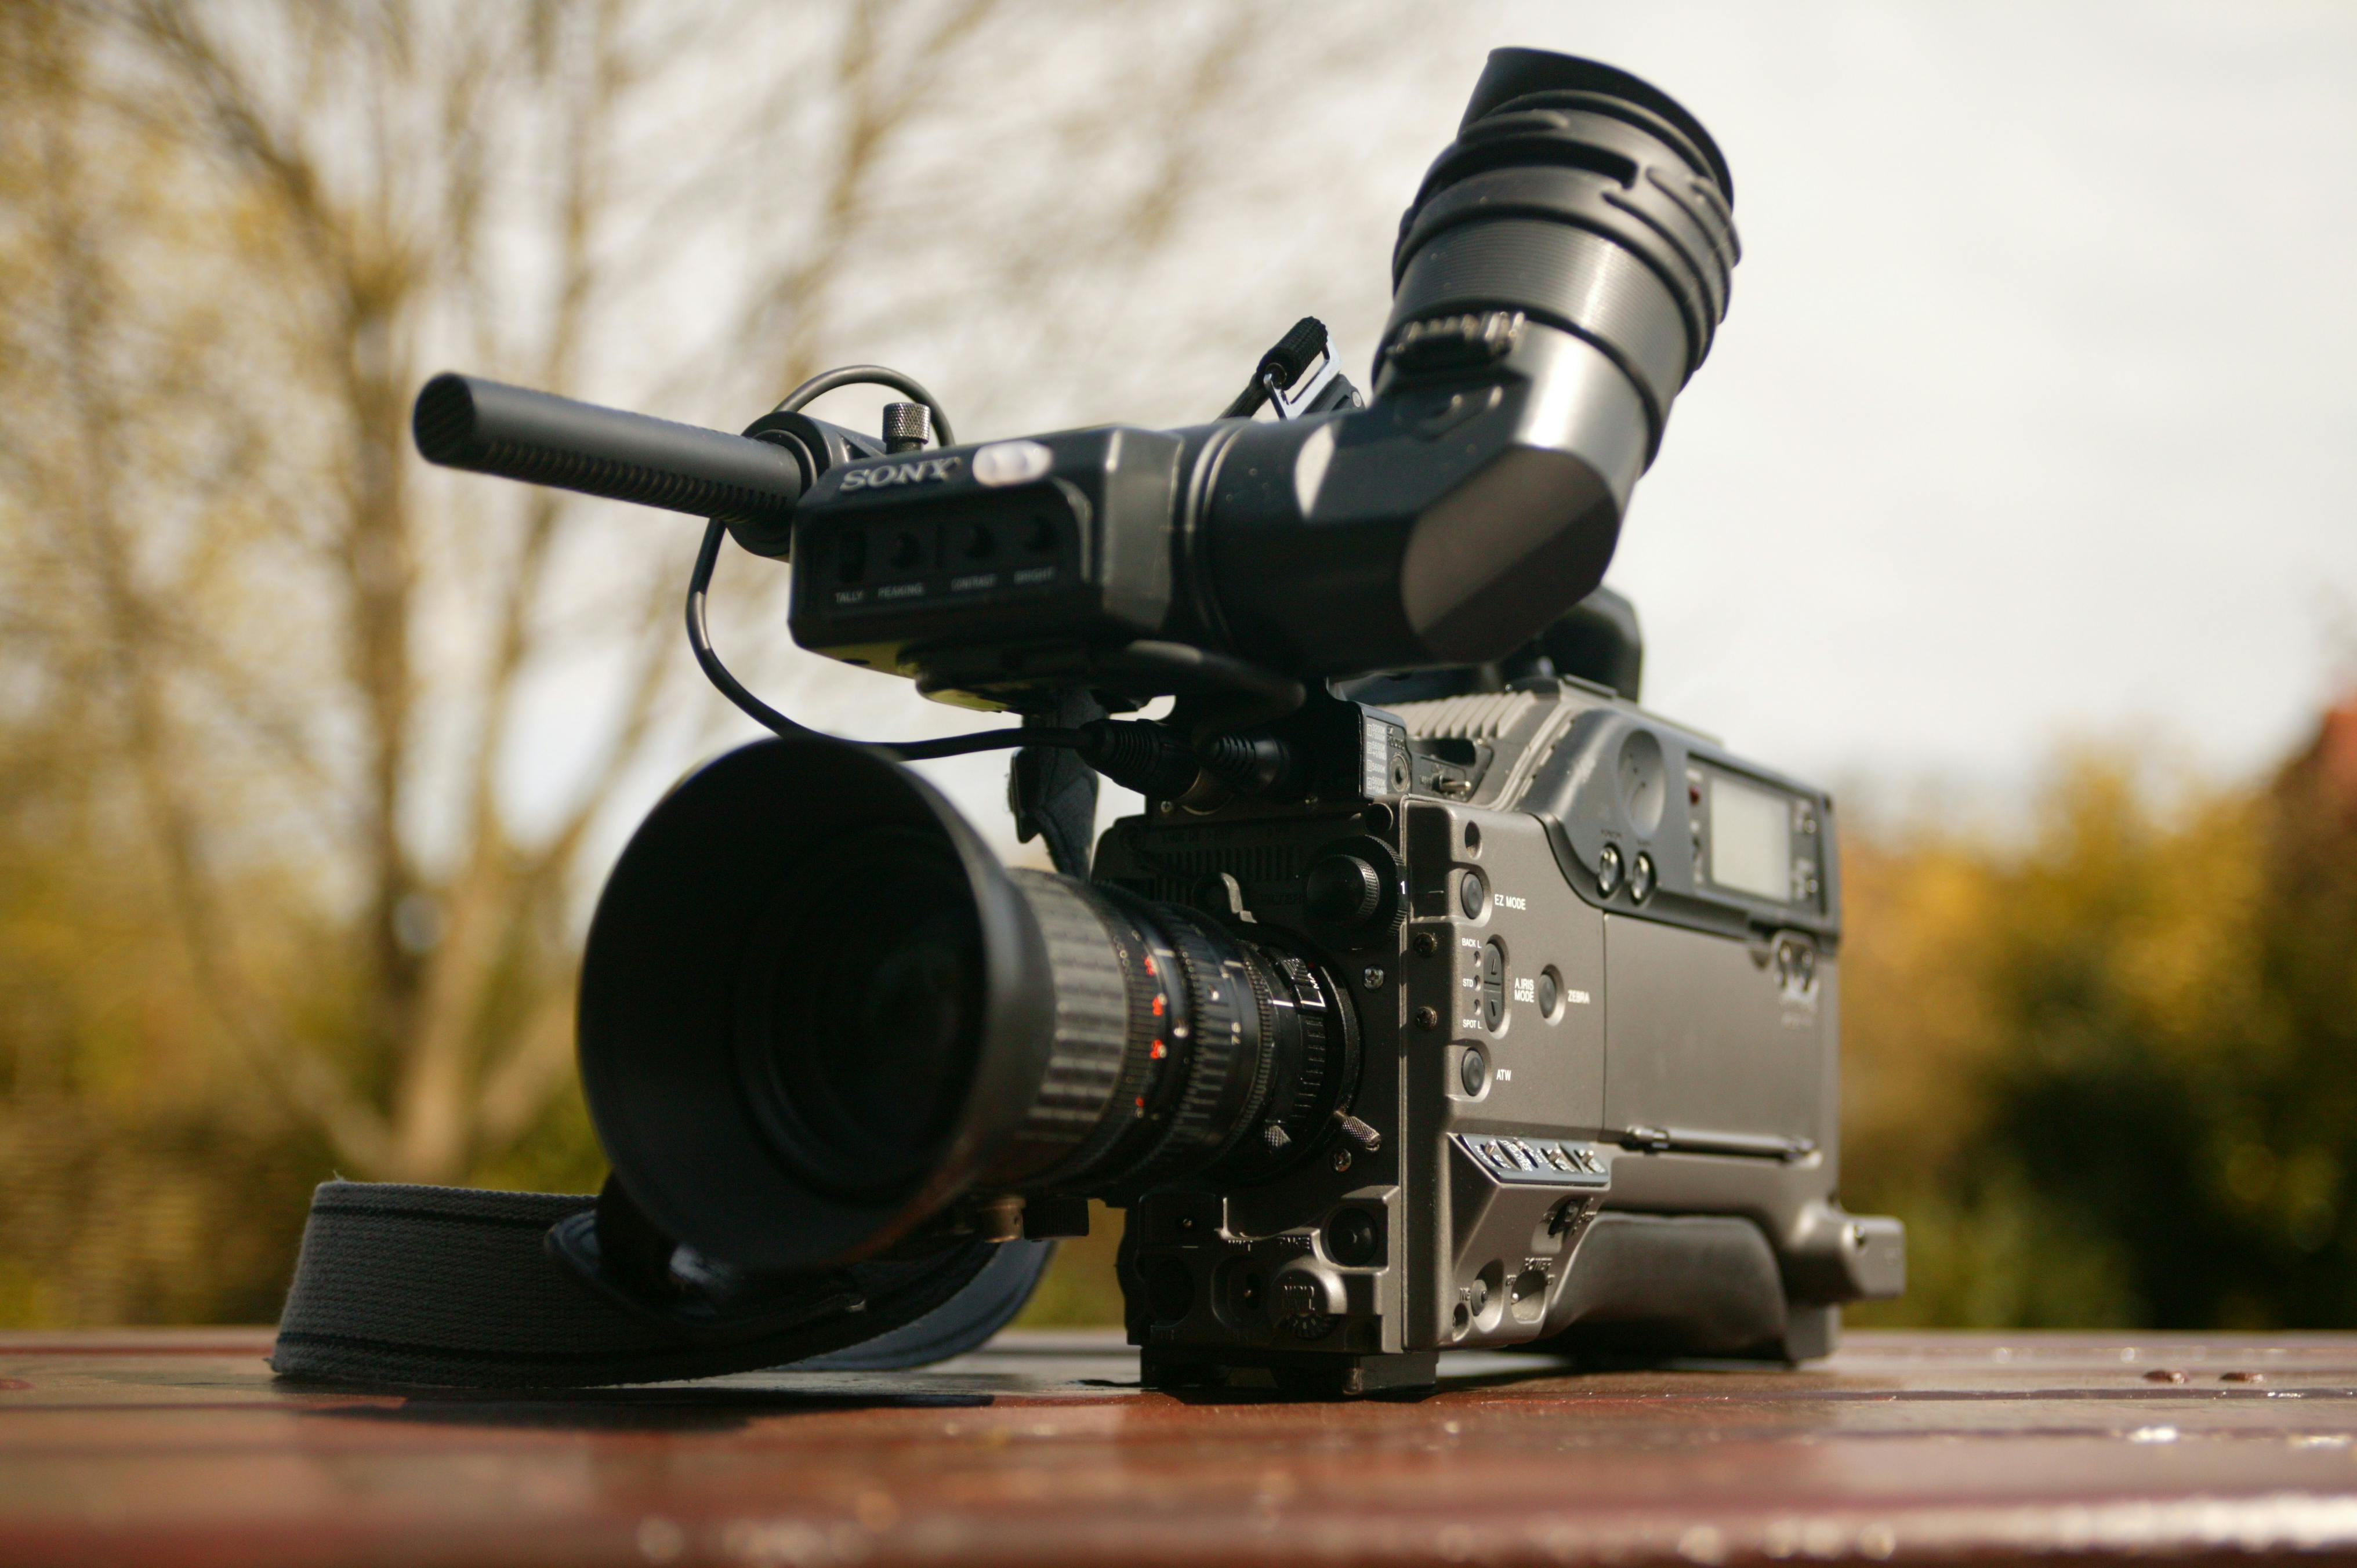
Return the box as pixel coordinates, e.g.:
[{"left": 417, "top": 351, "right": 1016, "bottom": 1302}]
[{"left": 1072, "top": 720, "right": 1201, "bottom": 798}]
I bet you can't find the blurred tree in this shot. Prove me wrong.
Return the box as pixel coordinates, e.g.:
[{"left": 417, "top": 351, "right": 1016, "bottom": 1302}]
[
  {"left": 0, "top": 0, "right": 1347, "bottom": 1324},
  {"left": 1843, "top": 696, "right": 2357, "bottom": 1330}
]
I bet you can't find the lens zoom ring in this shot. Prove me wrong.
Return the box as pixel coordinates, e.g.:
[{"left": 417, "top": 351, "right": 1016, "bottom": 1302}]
[
  {"left": 995, "top": 870, "right": 1133, "bottom": 1179},
  {"left": 1391, "top": 219, "right": 1691, "bottom": 425}
]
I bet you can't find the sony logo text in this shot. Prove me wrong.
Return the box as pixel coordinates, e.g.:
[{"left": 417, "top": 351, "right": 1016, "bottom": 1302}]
[{"left": 840, "top": 455, "right": 962, "bottom": 492}]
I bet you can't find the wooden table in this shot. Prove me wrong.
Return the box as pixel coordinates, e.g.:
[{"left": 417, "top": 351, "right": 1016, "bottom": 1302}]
[{"left": 2, "top": 1329, "right": 2350, "bottom": 1566}]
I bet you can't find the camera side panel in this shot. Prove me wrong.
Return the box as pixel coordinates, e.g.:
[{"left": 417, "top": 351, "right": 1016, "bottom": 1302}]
[
  {"left": 1399, "top": 801, "right": 1614, "bottom": 1352},
  {"left": 1599, "top": 914, "right": 1825, "bottom": 1149}
]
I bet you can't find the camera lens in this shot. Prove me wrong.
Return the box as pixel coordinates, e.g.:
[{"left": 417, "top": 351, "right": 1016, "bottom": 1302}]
[
  {"left": 578, "top": 735, "right": 1362, "bottom": 1273},
  {"left": 986, "top": 878, "right": 1361, "bottom": 1199},
  {"left": 733, "top": 829, "right": 982, "bottom": 1199}
]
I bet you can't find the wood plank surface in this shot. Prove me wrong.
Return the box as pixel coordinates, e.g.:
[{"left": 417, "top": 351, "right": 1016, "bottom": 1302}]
[{"left": 2, "top": 1329, "right": 2351, "bottom": 1567}]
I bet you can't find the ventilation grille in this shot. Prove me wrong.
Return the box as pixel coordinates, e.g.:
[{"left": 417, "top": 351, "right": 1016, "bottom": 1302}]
[{"left": 1392, "top": 690, "right": 1542, "bottom": 742}]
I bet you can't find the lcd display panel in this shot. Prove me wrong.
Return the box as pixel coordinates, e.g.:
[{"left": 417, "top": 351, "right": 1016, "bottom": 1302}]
[{"left": 1709, "top": 775, "right": 1791, "bottom": 902}]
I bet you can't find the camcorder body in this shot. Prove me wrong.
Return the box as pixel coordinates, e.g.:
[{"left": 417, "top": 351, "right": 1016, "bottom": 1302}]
[
  {"left": 402, "top": 48, "right": 1903, "bottom": 1396},
  {"left": 1092, "top": 682, "right": 1904, "bottom": 1392}
]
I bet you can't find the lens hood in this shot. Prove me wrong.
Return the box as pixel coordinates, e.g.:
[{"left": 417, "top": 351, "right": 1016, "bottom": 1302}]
[{"left": 577, "top": 736, "right": 1054, "bottom": 1272}]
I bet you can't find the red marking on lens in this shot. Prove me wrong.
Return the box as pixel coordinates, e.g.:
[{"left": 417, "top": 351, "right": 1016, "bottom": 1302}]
[
  {"left": 1151, "top": 994, "right": 1165, "bottom": 1017},
  {"left": 1143, "top": 956, "right": 1157, "bottom": 976},
  {"left": 1151, "top": 1040, "right": 1166, "bottom": 1059},
  {"left": 1134, "top": 1095, "right": 1147, "bottom": 1109}
]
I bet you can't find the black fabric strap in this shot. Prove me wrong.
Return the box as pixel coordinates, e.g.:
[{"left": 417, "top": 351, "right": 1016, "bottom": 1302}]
[{"left": 270, "top": 1181, "right": 1051, "bottom": 1389}]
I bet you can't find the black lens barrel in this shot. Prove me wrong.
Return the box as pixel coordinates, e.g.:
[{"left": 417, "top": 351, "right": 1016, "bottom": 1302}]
[
  {"left": 983, "top": 873, "right": 1355, "bottom": 1200},
  {"left": 1383, "top": 51, "right": 1739, "bottom": 453}
]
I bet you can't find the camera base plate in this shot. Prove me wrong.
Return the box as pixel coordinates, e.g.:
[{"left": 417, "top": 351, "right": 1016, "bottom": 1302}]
[{"left": 1141, "top": 1348, "right": 1438, "bottom": 1399}]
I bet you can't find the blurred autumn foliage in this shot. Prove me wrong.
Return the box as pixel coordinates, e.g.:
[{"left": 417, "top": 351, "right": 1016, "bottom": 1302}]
[
  {"left": 2, "top": 1, "right": 2352, "bottom": 1338},
  {"left": 1839, "top": 700, "right": 2357, "bottom": 1330},
  {"left": 0, "top": 0, "right": 1347, "bottom": 1327}
]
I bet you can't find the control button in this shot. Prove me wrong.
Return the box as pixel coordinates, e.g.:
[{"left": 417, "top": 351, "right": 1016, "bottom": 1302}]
[
  {"left": 1536, "top": 969, "right": 1560, "bottom": 1017},
  {"left": 1630, "top": 851, "right": 1656, "bottom": 903},
  {"left": 1596, "top": 844, "right": 1623, "bottom": 896},
  {"left": 1544, "top": 1146, "right": 1575, "bottom": 1173},
  {"left": 1459, "top": 868, "right": 1488, "bottom": 919},
  {"left": 958, "top": 522, "right": 995, "bottom": 561},
  {"left": 1306, "top": 855, "right": 1385, "bottom": 927},
  {"left": 1460, "top": 1048, "right": 1488, "bottom": 1097},
  {"left": 1480, "top": 939, "right": 1506, "bottom": 1030},
  {"left": 1326, "top": 1208, "right": 1380, "bottom": 1267},
  {"left": 880, "top": 402, "right": 931, "bottom": 453},
  {"left": 973, "top": 439, "right": 1054, "bottom": 487},
  {"left": 887, "top": 529, "right": 926, "bottom": 571}
]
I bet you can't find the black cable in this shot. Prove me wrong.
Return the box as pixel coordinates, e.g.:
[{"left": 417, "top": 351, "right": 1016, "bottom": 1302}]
[
  {"left": 684, "top": 365, "right": 1093, "bottom": 761},
  {"left": 768, "top": 365, "right": 956, "bottom": 434}
]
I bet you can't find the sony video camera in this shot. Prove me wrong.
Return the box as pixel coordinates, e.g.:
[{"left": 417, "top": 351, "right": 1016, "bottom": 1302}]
[{"left": 410, "top": 48, "right": 1902, "bottom": 1396}]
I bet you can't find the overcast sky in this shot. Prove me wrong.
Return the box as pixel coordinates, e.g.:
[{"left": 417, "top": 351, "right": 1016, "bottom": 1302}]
[
  {"left": 891, "top": 1, "right": 2357, "bottom": 847},
  {"left": 525, "top": 2, "right": 2357, "bottom": 857}
]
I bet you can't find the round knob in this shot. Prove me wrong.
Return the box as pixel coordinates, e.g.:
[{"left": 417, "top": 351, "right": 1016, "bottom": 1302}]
[
  {"left": 1306, "top": 854, "right": 1383, "bottom": 927},
  {"left": 1268, "top": 1258, "right": 1348, "bottom": 1340},
  {"left": 881, "top": 401, "right": 931, "bottom": 453}
]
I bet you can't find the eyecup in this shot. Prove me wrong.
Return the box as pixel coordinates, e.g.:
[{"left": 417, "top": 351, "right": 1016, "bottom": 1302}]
[{"left": 1459, "top": 48, "right": 1732, "bottom": 198}]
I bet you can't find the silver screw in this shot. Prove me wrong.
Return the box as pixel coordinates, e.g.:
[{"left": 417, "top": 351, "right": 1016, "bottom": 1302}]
[
  {"left": 1330, "top": 1148, "right": 1353, "bottom": 1173},
  {"left": 1361, "top": 966, "right": 1386, "bottom": 990}
]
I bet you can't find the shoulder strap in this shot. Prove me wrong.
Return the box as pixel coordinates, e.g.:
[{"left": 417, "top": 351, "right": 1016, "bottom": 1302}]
[{"left": 270, "top": 1181, "right": 1050, "bottom": 1388}]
